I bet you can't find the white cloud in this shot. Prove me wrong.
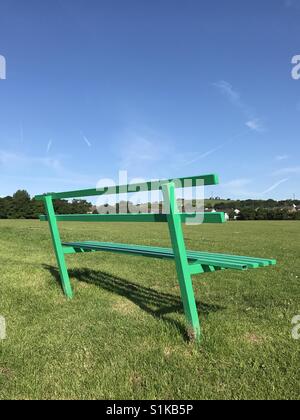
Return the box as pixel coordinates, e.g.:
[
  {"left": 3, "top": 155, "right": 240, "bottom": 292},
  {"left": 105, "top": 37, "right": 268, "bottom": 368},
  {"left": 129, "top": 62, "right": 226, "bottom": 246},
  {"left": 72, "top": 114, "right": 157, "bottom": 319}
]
[
  {"left": 214, "top": 80, "right": 265, "bottom": 132},
  {"left": 0, "top": 149, "right": 102, "bottom": 196},
  {"left": 117, "top": 127, "right": 175, "bottom": 179},
  {"left": 220, "top": 178, "right": 254, "bottom": 197},
  {"left": 213, "top": 80, "right": 241, "bottom": 105},
  {"left": 245, "top": 119, "right": 265, "bottom": 133},
  {"left": 225, "top": 178, "right": 253, "bottom": 188},
  {"left": 120, "top": 136, "right": 159, "bottom": 167},
  {"left": 273, "top": 166, "right": 300, "bottom": 176},
  {"left": 275, "top": 154, "right": 289, "bottom": 161}
]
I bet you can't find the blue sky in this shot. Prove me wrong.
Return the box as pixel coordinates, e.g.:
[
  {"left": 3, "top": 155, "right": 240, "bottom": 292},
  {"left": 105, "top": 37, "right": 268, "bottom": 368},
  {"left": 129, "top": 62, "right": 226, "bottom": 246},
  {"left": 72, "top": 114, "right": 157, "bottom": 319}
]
[{"left": 0, "top": 0, "right": 299, "bottom": 200}]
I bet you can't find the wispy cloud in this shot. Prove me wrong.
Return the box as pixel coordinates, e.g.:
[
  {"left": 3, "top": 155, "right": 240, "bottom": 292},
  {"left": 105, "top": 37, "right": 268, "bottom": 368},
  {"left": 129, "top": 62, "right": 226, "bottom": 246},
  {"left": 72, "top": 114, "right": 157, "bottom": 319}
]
[
  {"left": 47, "top": 139, "right": 52, "bottom": 153},
  {"left": 284, "top": 0, "right": 300, "bottom": 10},
  {"left": 224, "top": 178, "right": 253, "bottom": 188},
  {"left": 273, "top": 166, "right": 300, "bottom": 176},
  {"left": 222, "top": 178, "right": 253, "bottom": 196},
  {"left": 181, "top": 129, "right": 249, "bottom": 167},
  {"left": 0, "top": 150, "right": 62, "bottom": 171},
  {"left": 213, "top": 80, "right": 241, "bottom": 105},
  {"left": 261, "top": 178, "right": 289, "bottom": 195},
  {"left": 120, "top": 135, "right": 161, "bottom": 168},
  {"left": 245, "top": 119, "right": 265, "bottom": 133},
  {"left": 275, "top": 154, "right": 289, "bottom": 161},
  {"left": 0, "top": 149, "right": 101, "bottom": 196},
  {"left": 214, "top": 80, "right": 265, "bottom": 132},
  {"left": 117, "top": 127, "right": 175, "bottom": 179},
  {"left": 186, "top": 145, "right": 223, "bottom": 162},
  {"left": 220, "top": 177, "right": 290, "bottom": 198}
]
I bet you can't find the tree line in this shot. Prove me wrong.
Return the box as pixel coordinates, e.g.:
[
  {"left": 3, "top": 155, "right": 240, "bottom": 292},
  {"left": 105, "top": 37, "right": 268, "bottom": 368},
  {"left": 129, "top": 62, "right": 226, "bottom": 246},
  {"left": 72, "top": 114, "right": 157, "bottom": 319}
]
[
  {"left": 0, "top": 190, "right": 299, "bottom": 220},
  {"left": 0, "top": 190, "right": 91, "bottom": 219},
  {"left": 229, "top": 207, "right": 300, "bottom": 221},
  {"left": 211, "top": 199, "right": 300, "bottom": 220},
  {"left": 209, "top": 198, "right": 300, "bottom": 209}
]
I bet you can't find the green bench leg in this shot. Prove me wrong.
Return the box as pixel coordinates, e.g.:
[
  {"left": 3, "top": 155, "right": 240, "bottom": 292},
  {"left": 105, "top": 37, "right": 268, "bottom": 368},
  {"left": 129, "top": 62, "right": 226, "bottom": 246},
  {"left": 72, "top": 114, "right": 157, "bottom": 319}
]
[
  {"left": 162, "top": 183, "right": 201, "bottom": 341},
  {"left": 44, "top": 195, "right": 73, "bottom": 299}
]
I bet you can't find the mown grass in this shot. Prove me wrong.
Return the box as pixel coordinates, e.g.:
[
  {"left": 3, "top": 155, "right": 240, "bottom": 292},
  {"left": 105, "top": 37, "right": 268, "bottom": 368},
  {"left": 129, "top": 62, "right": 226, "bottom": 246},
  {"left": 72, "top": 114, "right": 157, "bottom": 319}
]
[{"left": 0, "top": 219, "right": 299, "bottom": 400}]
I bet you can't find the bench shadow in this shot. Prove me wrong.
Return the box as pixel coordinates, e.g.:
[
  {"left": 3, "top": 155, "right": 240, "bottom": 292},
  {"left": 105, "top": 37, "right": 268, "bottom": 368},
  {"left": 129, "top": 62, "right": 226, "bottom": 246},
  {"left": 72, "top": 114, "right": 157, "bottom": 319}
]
[{"left": 43, "top": 264, "right": 224, "bottom": 341}]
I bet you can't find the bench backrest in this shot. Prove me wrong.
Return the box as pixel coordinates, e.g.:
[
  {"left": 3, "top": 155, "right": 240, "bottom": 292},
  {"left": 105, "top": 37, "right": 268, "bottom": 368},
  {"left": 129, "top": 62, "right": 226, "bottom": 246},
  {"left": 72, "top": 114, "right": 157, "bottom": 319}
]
[
  {"left": 35, "top": 173, "right": 226, "bottom": 338},
  {"left": 35, "top": 173, "right": 225, "bottom": 224}
]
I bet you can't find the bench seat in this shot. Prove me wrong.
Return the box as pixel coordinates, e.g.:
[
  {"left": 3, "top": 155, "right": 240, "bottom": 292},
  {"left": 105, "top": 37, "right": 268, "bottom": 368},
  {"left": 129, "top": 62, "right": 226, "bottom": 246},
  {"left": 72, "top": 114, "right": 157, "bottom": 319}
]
[{"left": 62, "top": 241, "right": 276, "bottom": 272}]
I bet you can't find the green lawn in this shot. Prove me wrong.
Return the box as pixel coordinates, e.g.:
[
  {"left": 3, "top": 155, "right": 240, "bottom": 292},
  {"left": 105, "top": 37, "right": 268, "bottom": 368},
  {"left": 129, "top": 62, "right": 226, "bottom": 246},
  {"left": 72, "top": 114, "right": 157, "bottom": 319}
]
[{"left": 0, "top": 219, "right": 299, "bottom": 400}]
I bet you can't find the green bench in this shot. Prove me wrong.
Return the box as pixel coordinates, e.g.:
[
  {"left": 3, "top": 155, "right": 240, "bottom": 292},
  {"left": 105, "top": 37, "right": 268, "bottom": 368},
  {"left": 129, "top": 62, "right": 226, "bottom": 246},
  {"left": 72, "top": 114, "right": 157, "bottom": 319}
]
[{"left": 35, "top": 174, "right": 276, "bottom": 341}]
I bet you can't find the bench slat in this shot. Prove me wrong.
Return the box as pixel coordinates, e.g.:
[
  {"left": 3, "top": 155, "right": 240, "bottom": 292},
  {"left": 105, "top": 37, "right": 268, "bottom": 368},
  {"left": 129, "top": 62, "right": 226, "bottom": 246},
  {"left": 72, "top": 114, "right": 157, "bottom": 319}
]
[
  {"left": 64, "top": 241, "right": 275, "bottom": 267},
  {"left": 35, "top": 174, "right": 219, "bottom": 200},
  {"left": 62, "top": 241, "right": 276, "bottom": 271},
  {"left": 39, "top": 212, "right": 226, "bottom": 224}
]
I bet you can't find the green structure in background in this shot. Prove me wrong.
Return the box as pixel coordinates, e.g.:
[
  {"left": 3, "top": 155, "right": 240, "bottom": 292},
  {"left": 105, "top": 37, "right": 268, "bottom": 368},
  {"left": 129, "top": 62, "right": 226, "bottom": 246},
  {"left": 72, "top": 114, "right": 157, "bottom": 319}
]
[{"left": 35, "top": 174, "right": 276, "bottom": 341}]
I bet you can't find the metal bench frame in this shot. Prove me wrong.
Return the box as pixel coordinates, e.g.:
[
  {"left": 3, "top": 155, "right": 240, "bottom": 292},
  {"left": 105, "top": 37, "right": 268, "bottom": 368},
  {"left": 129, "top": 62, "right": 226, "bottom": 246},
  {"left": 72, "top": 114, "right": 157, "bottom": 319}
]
[{"left": 35, "top": 174, "right": 276, "bottom": 341}]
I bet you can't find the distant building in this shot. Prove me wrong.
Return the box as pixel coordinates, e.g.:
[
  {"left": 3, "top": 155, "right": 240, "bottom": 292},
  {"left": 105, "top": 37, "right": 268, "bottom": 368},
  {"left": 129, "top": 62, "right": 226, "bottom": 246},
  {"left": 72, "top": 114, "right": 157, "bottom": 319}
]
[
  {"left": 88, "top": 205, "right": 97, "bottom": 214},
  {"left": 233, "top": 209, "right": 241, "bottom": 220},
  {"left": 291, "top": 204, "right": 297, "bottom": 213}
]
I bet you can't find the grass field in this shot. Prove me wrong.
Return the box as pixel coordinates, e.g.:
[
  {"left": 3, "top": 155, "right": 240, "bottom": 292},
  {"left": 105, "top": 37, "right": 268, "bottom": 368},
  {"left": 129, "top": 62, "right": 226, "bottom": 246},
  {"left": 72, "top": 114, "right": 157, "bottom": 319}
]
[{"left": 0, "top": 219, "right": 299, "bottom": 400}]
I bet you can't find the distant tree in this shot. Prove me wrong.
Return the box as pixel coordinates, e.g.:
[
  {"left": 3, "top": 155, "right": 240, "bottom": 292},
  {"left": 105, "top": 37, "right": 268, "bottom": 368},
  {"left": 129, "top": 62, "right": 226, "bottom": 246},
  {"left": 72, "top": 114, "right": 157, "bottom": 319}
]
[
  {"left": 13, "top": 190, "right": 30, "bottom": 203},
  {"left": 71, "top": 199, "right": 91, "bottom": 214},
  {"left": 54, "top": 199, "right": 91, "bottom": 214},
  {"left": 293, "top": 212, "right": 300, "bottom": 220},
  {"left": 238, "top": 208, "right": 256, "bottom": 220},
  {"left": 215, "top": 202, "right": 227, "bottom": 210},
  {"left": 255, "top": 208, "right": 268, "bottom": 220},
  {"left": 0, "top": 198, "right": 9, "bottom": 219}
]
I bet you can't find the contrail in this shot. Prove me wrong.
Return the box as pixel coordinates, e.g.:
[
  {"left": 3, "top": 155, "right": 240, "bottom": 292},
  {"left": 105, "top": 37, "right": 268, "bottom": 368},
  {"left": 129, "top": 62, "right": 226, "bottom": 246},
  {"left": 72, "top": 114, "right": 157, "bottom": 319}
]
[
  {"left": 47, "top": 139, "right": 52, "bottom": 153},
  {"left": 81, "top": 131, "right": 92, "bottom": 147},
  {"left": 20, "top": 122, "right": 24, "bottom": 143},
  {"left": 181, "top": 130, "right": 249, "bottom": 167},
  {"left": 261, "top": 178, "right": 289, "bottom": 195}
]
